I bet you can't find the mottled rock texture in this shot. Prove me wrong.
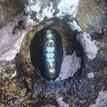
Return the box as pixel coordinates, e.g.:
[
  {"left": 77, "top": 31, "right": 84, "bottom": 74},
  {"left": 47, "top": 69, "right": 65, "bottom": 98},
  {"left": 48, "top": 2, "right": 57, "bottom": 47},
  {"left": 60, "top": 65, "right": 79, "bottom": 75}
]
[{"left": 0, "top": 0, "right": 107, "bottom": 107}]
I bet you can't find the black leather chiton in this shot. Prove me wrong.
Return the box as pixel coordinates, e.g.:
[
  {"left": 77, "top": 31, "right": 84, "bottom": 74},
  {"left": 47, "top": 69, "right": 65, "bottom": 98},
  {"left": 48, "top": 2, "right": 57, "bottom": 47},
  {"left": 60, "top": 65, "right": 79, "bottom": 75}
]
[{"left": 30, "top": 27, "right": 63, "bottom": 81}]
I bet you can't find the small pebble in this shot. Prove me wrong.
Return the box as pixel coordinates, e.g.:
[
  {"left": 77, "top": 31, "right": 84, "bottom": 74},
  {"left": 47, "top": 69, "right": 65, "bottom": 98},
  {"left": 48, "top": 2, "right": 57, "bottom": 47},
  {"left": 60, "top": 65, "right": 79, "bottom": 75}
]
[{"left": 87, "top": 72, "right": 95, "bottom": 79}]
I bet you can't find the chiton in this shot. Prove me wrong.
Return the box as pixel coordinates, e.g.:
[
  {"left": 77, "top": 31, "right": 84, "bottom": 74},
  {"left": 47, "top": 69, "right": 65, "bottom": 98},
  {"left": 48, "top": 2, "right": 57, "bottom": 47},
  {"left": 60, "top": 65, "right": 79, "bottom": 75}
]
[
  {"left": 30, "top": 27, "right": 63, "bottom": 80},
  {"left": 18, "top": 18, "right": 85, "bottom": 89}
]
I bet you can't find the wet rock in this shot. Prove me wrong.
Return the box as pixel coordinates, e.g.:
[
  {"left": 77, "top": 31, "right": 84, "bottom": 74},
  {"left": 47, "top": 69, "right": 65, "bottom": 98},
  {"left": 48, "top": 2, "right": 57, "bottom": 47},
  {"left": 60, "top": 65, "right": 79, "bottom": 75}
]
[
  {"left": 57, "top": 96, "right": 69, "bottom": 107},
  {"left": 68, "top": 20, "right": 99, "bottom": 59},
  {"left": 56, "top": 52, "right": 81, "bottom": 81},
  {"left": 89, "top": 91, "right": 107, "bottom": 107},
  {"left": 24, "top": 0, "right": 79, "bottom": 26},
  {"left": 0, "top": 60, "right": 31, "bottom": 107},
  {"left": 77, "top": 0, "right": 107, "bottom": 34},
  {"left": 0, "top": 0, "right": 107, "bottom": 107},
  {"left": 0, "top": 11, "right": 5, "bottom": 28},
  {"left": 0, "top": 0, "right": 21, "bottom": 28},
  {"left": 0, "top": 18, "right": 27, "bottom": 61}
]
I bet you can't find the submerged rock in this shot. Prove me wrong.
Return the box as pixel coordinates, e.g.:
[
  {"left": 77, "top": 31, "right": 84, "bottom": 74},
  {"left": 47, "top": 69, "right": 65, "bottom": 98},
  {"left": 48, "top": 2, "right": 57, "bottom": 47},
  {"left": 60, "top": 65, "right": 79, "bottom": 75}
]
[
  {"left": 68, "top": 20, "right": 99, "bottom": 59},
  {"left": 0, "top": 0, "right": 107, "bottom": 107},
  {"left": 24, "top": 0, "right": 79, "bottom": 26},
  {"left": 0, "top": 19, "right": 27, "bottom": 61},
  {"left": 56, "top": 52, "right": 81, "bottom": 81},
  {"left": 89, "top": 91, "right": 107, "bottom": 107}
]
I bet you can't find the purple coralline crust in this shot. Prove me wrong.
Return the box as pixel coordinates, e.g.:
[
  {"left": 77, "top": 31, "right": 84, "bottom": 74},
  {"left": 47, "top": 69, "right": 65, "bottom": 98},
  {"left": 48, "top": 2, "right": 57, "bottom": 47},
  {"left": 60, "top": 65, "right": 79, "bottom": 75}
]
[{"left": 0, "top": 15, "right": 27, "bottom": 61}]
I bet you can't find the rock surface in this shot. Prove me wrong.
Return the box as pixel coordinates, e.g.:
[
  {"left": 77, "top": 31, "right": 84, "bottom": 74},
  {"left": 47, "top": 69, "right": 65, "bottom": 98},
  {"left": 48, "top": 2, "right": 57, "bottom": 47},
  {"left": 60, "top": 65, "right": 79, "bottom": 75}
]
[
  {"left": 0, "top": 0, "right": 107, "bottom": 107},
  {"left": 0, "top": 19, "right": 27, "bottom": 61}
]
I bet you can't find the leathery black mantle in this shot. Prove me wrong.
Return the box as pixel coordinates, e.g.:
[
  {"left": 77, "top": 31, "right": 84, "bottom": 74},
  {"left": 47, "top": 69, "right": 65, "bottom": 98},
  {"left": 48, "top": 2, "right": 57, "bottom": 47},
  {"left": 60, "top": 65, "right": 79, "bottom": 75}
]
[{"left": 30, "top": 27, "right": 63, "bottom": 81}]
